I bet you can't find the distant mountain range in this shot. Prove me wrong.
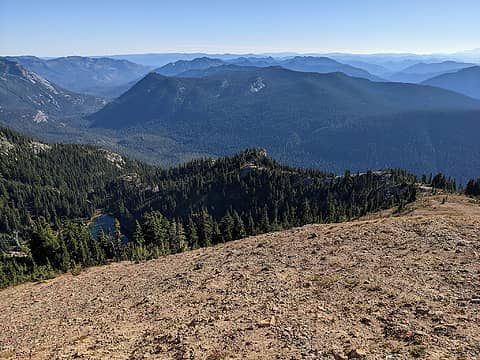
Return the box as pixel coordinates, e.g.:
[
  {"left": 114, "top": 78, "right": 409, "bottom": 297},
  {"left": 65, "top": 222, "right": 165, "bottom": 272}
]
[
  {"left": 107, "top": 53, "right": 250, "bottom": 67},
  {"left": 322, "top": 59, "right": 391, "bottom": 78},
  {"left": 0, "top": 58, "right": 105, "bottom": 126},
  {"left": 155, "top": 57, "right": 225, "bottom": 76},
  {"left": 104, "top": 49, "right": 480, "bottom": 69},
  {"left": 0, "top": 57, "right": 205, "bottom": 165},
  {"left": 89, "top": 66, "right": 480, "bottom": 182},
  {"left": 229, "top": 57, "right": 278, "bottom": 68},
  {"left": 327, "top": 50, "right": 480, "bottom": 72},
  {"left": 278, "top": 56, "right": 383, "bottom": 81},
  {"left": 422, "top": 66, "right": 480, "bottom": 99},
  {"left": 388, "top": 61, "right": 476, "bottom": 83},
  {"left": 5, "top": 56, "right": 152, "bottom": 97},
  {"left": 5, "top": 53, "right": 478, "bottom": 99},
  {"left": 155, "top": 56, "right": 383, "bottom": 81},
  {"left": 2, "top": 53, "right": 480, "bottom": 182}
]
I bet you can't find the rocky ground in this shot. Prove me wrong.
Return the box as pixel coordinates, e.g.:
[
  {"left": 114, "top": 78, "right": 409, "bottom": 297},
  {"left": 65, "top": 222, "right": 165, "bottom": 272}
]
[{"left": 0, "top": 195, "right": 479, "bottom": 359}]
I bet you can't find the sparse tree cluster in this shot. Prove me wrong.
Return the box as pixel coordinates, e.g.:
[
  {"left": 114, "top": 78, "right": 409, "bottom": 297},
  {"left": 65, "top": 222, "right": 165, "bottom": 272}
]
[
  {"left": 421, "top": 173, "right": 457, "bottom": 192},
  {"left": 465, "top": 178, "right": 480, "bottom": 196}
]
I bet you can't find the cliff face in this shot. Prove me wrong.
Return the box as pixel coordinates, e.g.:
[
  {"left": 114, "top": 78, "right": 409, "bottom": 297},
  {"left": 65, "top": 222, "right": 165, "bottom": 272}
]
[{"left": 0, "top": 195, "right": 479, "bottom": 359}]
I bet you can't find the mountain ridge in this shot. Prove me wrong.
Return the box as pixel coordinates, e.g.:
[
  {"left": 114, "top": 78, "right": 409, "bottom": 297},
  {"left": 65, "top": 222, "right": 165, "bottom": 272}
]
[
  {"left": 278, "top": 56, "right": 383, "bottom": 81},
  {"left": 5, "top": 55, "right": 152, "bottom": 97},
  {"left": 0, "top": 57, "right": 105, "bottom": 126},
  {"left": 422, "top": 66, "right": 480, "bottom": 99},
  {"left": 388, "top": 60, "right": 475, "bottom": 83},
  {"left": 88, "top": 66, "right": 480, "bottom": 182},
  {"left": 154, "top": 55, "right": 383, "bottom": 81},
  {"left": 91, "top": 66, "right": 480, "bottom": 129}
]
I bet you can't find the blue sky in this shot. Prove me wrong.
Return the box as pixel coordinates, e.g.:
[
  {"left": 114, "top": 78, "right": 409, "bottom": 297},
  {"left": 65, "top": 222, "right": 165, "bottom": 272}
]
[{"left": 1, "top": 0, "right": 479, "bottom": 56}]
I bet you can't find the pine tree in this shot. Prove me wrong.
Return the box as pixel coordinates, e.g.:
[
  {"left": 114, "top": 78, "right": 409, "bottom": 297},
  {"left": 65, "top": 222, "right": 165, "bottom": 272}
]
[
  {"left": 186, "top": 217, "right": 199, "bottom": 249},
  {"left": 29, "top": 217, "right": 59, "bottom": 266},
  {"left": 57, "top": 237, "right": 71, "bottom": 272},
  {"left": 232, "top": 211, "right": 246, "bottom": 240},
  {"left": 132, "top": 220, "right": 144, "bottom": 246},
  {"left": 220, "top": 211, "right": 234, "bottom": 242},
  {"left": 196, "top": 209, "right": 213, "bottom": 247},
  {"left": 247, "top": 213, "right": 256, "bottom": 236},
  {"left": 113, "top": 219, "right": 123, "bottom": 260},
  {"left": 301, "top": 200, "right": 313, "bottom": 225},
  {"left": 175, "top": 222, "right": 188, "bottom": 253},
  {"left": 98, "top": 228, "right": 114, "bottom": 259},
  {"left": 260, "top": 206, "right": 270, "bottom": 233}
]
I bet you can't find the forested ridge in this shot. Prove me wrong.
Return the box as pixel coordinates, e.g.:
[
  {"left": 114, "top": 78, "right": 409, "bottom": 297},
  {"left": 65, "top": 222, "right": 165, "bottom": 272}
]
[
  {"left": 0, "top": 127, "right": 428, "bottom": 287},
  {"left": 87, "top": 66, "right": 480, "bottom": 183},
  {"left": 0, "top": 127, "right": 143, "bottom": 235}
]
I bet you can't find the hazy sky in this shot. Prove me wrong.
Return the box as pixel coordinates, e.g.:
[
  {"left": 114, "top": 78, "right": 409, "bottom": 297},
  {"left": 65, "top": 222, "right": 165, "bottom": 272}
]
[{"left": 1, "top": 0, "right": 479, "bottom": 56}]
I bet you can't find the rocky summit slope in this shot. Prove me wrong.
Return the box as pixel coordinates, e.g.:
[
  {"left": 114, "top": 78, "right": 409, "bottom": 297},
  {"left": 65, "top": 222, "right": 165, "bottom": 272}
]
[{"left": 0, "top": 195, "right": 479, "bottom": 359}]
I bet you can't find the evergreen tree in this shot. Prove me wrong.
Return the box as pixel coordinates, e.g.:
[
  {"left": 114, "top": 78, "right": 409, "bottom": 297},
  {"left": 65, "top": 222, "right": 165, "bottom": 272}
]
[
  {"left": 232, "top": 211, "right": 246, "bottom": 240},
  {"left": 220, "top": 211, "right": 234, "bottom": 242},
  {"left": 175, "top": 222, "right": 188, "bottom": 253},
  {"left": 301, "top": 200, "right": 313, "bottom": 224},
  {"left": 98, "top": 228, "right": 114, "bottom": 259},
  {"left": 29, "top": 217, "right": 59, "bottom": 266},
  {"left": 113, "top": 219, "right": 123, "bottom": 260},
  {"left": 465, "top": 178, "right": 480, "bottom": 196},
  {"left": 132, "top": 220, "right": 145, "bottom": 246},
  {"left": 260, "top": 206, "right": 270, "bottom": 233},
  {"left": 186, "top": 217, "right": 199, "bottom": 249},
  {"left": 195, "top": 209, "right": 214, "bottom": 247}
]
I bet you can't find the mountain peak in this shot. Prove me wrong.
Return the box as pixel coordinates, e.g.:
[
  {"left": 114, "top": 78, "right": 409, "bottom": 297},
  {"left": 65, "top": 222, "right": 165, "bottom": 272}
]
[
  {"left": 0, "top": 58, "right": 105, "bottom": 126},
  {"left": 154, "top": 57, "right": 225, "bottom": 76},
  {"left": 289, "top": 55, "right": 338, "bottom": 63},
  {"left": 5, "top": 56, "right": 151, "bottom": 97},
  {"left": 0, "top": 57, "right": 24, "bottom": 77},
  {"left": 1, "top": 57, "right": 58, "bottom": 93}
]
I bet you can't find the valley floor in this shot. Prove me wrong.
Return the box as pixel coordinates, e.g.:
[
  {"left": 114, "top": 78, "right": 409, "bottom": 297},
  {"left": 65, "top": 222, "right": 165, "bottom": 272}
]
[{"left": 0, "top": 195, "right": 479, "bottom": 359}]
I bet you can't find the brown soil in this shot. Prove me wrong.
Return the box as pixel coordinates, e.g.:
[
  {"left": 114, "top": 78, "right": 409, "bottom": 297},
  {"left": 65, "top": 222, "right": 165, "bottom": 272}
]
[{"left": 0, "top": 195, "right": 479, "bottom": 359}]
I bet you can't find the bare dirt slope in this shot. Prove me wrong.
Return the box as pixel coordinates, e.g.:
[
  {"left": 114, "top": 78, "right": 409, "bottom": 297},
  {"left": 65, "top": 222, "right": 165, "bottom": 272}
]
[{"left": 1, "top": 195, "right": 479, "bottom": 359}]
